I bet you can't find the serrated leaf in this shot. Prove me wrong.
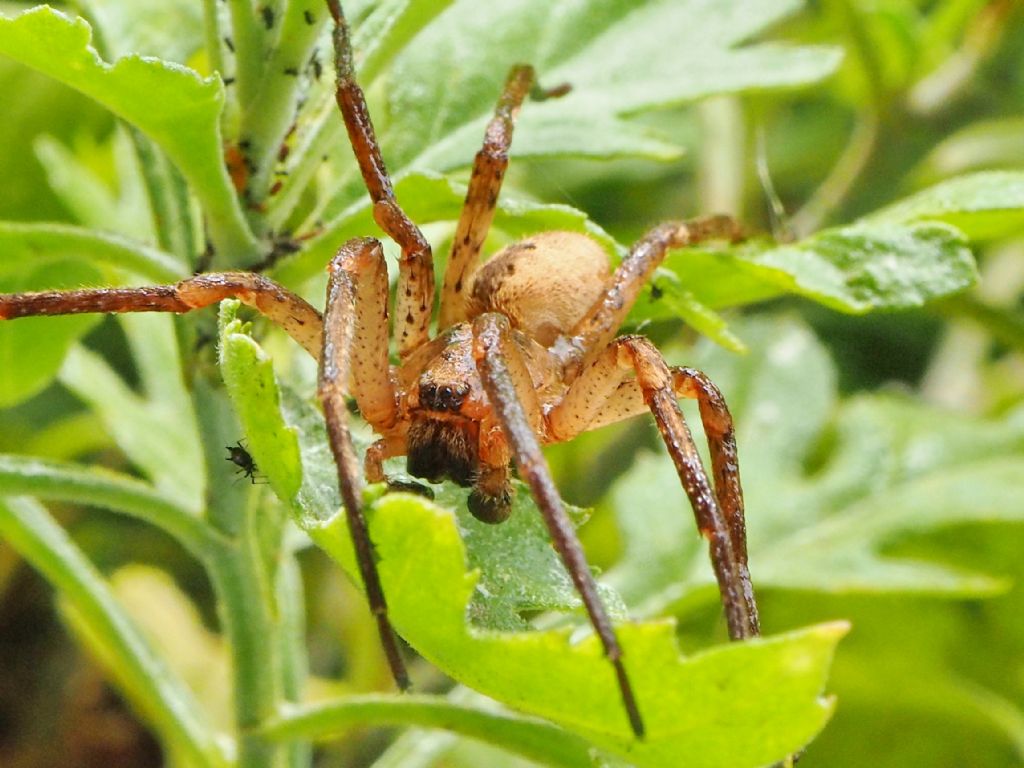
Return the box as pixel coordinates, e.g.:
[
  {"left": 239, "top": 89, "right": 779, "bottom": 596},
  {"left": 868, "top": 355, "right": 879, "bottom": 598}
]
[
  {"left": 216, "top": 302, "right": 843, "bottom": 767},
  {"left": 0, "top": 7, "right": 255, "bottom": 256},
  {"left": 872, "top": 171, "right": 1024, "bottom": 241},
  {"left": 608, "top": 315, "right": 1024, "bottom": 613},
  {"left": 217, "top": 302, "right": 304, "bottom": 504},
  {"left": 660, "top": 221, "right": 977, "bottom": 315},
  {"left": 386, "top": 0, "right": 841, "bottom": 170}
]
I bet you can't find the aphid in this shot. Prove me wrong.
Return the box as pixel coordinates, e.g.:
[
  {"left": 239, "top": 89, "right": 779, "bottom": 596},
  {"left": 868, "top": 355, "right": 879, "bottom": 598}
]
[
  {"left": 304, "top": 9, "right": 315, "bottom": 25},
  {"left": 225, "top": 441, "right": 262, "bottom": 484},
  {"left": 223, "top": 36, "right": 234, "bottom": 53},
  {"left": 224, "top": 143, "right": 250, "bottom": 195},
  {"left": 260, "top": 5, "right": 274, "bottom": 30},
  {"left": 283, "top": 66, "right": 299, "bottom": 77},
  {"left": 0, "top": 0, "right": 761, "bottom": 738}
]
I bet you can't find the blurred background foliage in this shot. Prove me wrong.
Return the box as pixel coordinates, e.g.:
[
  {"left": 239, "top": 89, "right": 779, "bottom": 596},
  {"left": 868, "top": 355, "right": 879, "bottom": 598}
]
[{"left": 0, "top": 0, "right": 1022, "bottom": 766}]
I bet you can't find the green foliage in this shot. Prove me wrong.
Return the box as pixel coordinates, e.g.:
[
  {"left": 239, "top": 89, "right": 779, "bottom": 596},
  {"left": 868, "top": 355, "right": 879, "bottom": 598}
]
[{"left": 0, "top": 1, "right": 1022, "bottom": 767}]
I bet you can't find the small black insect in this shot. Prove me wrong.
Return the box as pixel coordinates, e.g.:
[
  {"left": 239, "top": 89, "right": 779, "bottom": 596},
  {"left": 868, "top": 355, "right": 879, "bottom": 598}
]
[
  {"left": 303, "top": 9, "right": 315, "bottom": 25},
  {"left": 283, "top": 66, "right": 300, "bottom": 77},
  {"left": 224, "top": 36, "right": 235, "bottom": 53},
  {"left": 260, "top": 5, "right": 274, "bottom": 29},
  {"left": 225, "top": 441, "right": 263, "bottom": 484}
]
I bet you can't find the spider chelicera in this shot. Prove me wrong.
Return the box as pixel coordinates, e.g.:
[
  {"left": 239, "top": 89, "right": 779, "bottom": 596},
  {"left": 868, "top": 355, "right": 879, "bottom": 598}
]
[{"left": 0, "top": 0, "right": 760, "bottom": 738}]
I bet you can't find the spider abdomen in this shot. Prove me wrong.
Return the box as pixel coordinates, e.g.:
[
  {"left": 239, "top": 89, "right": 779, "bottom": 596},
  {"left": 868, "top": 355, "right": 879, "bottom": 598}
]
[{"left": 467, "top": 231, "right": 610, "bottom": 346}]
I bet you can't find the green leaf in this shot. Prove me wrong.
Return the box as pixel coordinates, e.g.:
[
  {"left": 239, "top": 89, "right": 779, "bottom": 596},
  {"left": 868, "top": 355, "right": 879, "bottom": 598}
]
[
  {"left": 353, "top": 0, "right": 457, "bottom": 84},
  {"left": 659, "top": 222, "right": 977, "bottom": 315},
  {"left": 912, "top": 118, "right": 1024, "bottom": 183},
  {"left": 58, "top": 342, "right": 205, "bottom": 514},
  {"left": 78, "top": 0, "right": 205, "bottom": 64},
  {"left": 0, "top": 7, "right": 256, "bottom": 258},
  {"left": 0, "top": 496, "right": 227, "bottom": 768},
  {"left": 314, "top": 493, "right": 843, "bottom": 767},
  {"left": 0, "top": 454, "right": 215, "bottom": 559},
  {"left": 608, "top": 314, "right": 1024, "bottom": 614},
  {"left": 216, "top": 306, "right": 843, "bottom": 767},
  {"left": 386, "top": 0, "right": 841, "bottom": 170},
  {"left": 261, "top": 693, "right": 597, "bottom": 768},
  {"left": 0, "top": 221, "right": 185, "bottom": 283},
  {"left": 873, "top": 171, "right": 1024, "bottom": 241},
  {"left": 217, "top": 301, "right": 304, "bottom": 505}
]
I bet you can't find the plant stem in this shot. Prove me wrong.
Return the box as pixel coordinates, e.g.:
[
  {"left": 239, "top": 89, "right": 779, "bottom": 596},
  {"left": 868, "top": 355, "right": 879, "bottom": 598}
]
[
  {"left": 243, "top": 0, "right": 326, "bottom": 208},
  {"left": 209, "top": 555, "right": 282, "bottom": 767}
]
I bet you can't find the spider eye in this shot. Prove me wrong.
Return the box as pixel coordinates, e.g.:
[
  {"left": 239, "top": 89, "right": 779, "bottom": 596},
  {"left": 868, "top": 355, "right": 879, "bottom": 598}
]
[{"left": 418, "top": 379, "right": 470, "bottom": 412}]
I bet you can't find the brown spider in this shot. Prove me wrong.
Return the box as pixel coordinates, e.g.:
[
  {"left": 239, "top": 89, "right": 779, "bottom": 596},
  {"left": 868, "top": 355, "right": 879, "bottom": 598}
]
[{"left": 0, "top": 0, "right": 759, "bottom": 738}]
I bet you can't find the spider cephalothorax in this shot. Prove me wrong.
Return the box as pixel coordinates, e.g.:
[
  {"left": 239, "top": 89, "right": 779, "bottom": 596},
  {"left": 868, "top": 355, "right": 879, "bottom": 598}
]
[{"left": 0, "top": 0, "right": 761, "bottom": 738}]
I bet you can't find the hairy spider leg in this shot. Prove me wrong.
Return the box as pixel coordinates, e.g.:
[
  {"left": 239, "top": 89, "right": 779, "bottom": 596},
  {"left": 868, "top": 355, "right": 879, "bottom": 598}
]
[
  {"left": 326, "top": 0, "right": 433, "bottom": 360},
  {"left": 472, "top": 312, "right": 646, "bottom": 738},
  {"left": 438, "top": 66, "right": 535, "bottom": 329},
  {"left": 0, "top": 273, "right": 323, "bottom": 356},
  {"left": 331, "top": 238, "right": 399, "bottom": 430},
  {"left": 321, "top": 238, "right": 409, "bottom": 690},
  {"left": 542, "top": 217, "right": 758, "bottom": 639},
  {"left": 563, "top": 216, "right": 743, "bottom": 374},
  {"left": 547, "top": 336, "right": 759, "bottom": 639}
]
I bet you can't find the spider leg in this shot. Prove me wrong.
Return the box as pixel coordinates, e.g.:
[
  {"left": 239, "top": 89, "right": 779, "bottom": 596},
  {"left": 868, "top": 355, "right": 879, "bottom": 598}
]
[
  {"left": 365, "top": 437, "right": 402, "bottom": 483},
  {"left": 326, "top": 0, "right": 433, "bottom": 360},
  {"left": 472, "top": 312, "right": 645, "bottom": 739},
  {"left": 562, "top": 216, "right": 742, "bottom": 375},
  {"left": 584, "top": 367, "right": 751, "bottom": 574},
  {"left": 546, "top": 336, "right": 759, "bottom": 640},
  {"left": 320, "top": 238, "right": 410, "bottom": 691},
  {"left": 0, "top": 273, "right": 324, "bottom": 357},
  {"left": 332, "top": 238, "right": 398, "bottom": 430},
  {"left": 438, "top": 66, "right": 535, "bottom": 330}
]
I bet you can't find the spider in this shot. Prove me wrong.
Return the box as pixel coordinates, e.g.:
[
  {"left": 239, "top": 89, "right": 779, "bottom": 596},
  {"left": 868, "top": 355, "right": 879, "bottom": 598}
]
[{"left": 0, "top": 0, "right": 760, "bottom": 738}]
